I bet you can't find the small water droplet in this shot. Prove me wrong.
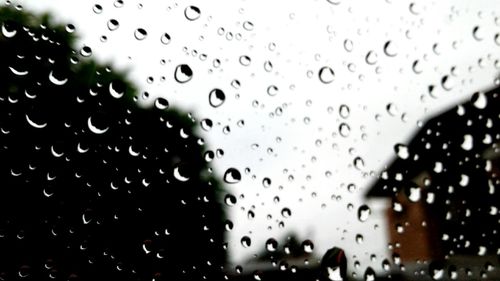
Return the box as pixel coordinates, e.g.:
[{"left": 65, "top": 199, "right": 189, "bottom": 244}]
[
  {"left": 184, "top": 6, "right": 201, "bottom": 21},
  {"left": 243, "top": 21, "right": 254, "bottom": 31},
  {"left": 302, "top": 240, "right": 314, "bottom": 253},
  {"left": 319, "top": 66, "right": 335, "bottom": 84},
  {"left": 239, "top": 55, "right": 251, "bottom": 66},
  {"left": 461, "top": 134, "right": 473, "bottom": 151},
  {"left": 358, "top": 205, "right": 371, "bottom": 222},
  {"left": 209, "top": 88, "right": 226, "bottom": 108},
  {"left": 200, "top": 119, "right": 213, "bottom": 131},
  {"left": 1, "top": 21, "right": 17, "bottom": 38},
  {"left": 267, "top": 85, "right": 278, "bottom": 96},
  {"left": 339, "top": 123, "right": 350, "bottom": 137},
  {"left": 48, "top": 71, "right": 68, "bottom": 86},
  {"left": 160, "top": 33, "right": 171, "bottom": 45},
  {"left": 225, "top": 194, "right": 237, "bottom": 206},
  {"left": 441, "top": 75, "right": 454, "bottom": 91},
  {"left": 109, "top": 81, "right": 125, "bottom": 98},
  {"left": 224, "top": 168, "right": 241, "bottom": 184},
  {"left": 93, "top": 4, "right": 103, "bottom": 14},
  {"left": 281, "top": 208, "right": 291, "bottom": 218},
  {"left": 154, "top": 97, "right": 169, "bottom": 110},
  {"left": 134, "top": 28, "right": 148, "bottom": 40},
  {"left": 472, "top": 25, "right": 483, "bottom": 41},
  {"left": 339, "top": 105, "right": 350, "bottom": 118},
  {"left": 107, "top": 19, "right": 120, "bottom": 31},
  {"left": 174, "top": 64, "right": 193, "bottom": 83},
  {"left": 365, "top": 51, "right": 378, "bottom": 65}
]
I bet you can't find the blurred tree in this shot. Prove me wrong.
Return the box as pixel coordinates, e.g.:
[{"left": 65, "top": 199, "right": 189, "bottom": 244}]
[{"left": 0, "top": 5, "right": 225, "bottom": 281}]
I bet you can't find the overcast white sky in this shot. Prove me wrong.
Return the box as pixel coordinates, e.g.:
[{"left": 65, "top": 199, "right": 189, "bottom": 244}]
[{"left": 19, "top": 0, "right": 500, "bottom": 275}]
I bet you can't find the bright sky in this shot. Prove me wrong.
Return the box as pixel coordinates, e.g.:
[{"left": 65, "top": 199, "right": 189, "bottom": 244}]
[{"left": 19, "top": 0, "right": 500, "bottom": 275}]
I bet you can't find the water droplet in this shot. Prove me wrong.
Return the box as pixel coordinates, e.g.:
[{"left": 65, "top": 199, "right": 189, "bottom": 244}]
[
  {"left": 383, "top": 40, "right": 397, "bottom": 57},
  {"left": 200, "top": 119, "right": 213, "bottom": 131},
  {"left": 339, "top": 105, "right": 350, "bottom": 118},
  {"left": 263, "top": 60, "right": 273, "bottom": 72},
  {"left": 495, "top": 33, "right": 500, "bottom": 46},
  {"left": 107, "top": 19, "right": 120, "bottom": 31},
  {"left": 319, "top": 66, "right": 335, "bottom": 84},
  {"left": 358, "top": 205, "right": 371, "bottom": 222},
  {"left": 154, "top": 97, "right": 169, "bottom": 110},
  {"left": 184, "top": 6, "right": 201, "bottom": 21},
  {"left": 174, "top": 64, "right": 193, "bottom": 83},
  {"left": 134, "top": 28, "right": 148, "bottom": 40},
  {"left": 267, "top": 85, "right": 278, "bottom": 96},
  {"left": 302, "top": 240, "right": 314, "bottom": 253},
  {"left": 441, "top": 75, "right": 454, "bottom": 90},
  {"left": 243, "top": 21, "right": 254, "bottom": 31},
  {"left": 224, "top": 168, "right": 241, "bottom": 184},
  {"left": 109, "top": 81, "right": 125, "bottom": 98},
  {"left": 338, "top": 123, "right": 350, "bottom": 137},
  {"left": 160, "top": 33, "right": 171, "bottom": 45},
  {"left": 364, "top": 267, "right": 376, "bottom": 281},
  {"left": 48, "top": 71, "right": 68, "bottom": 86},
  {"left": 80, "top": 46, "right": 92, "bottom": 57},
  {"left": 225, "top": 194, "right": 237, "bottom": 206},
  {"left": 281, "top": 208, "right": 291, "bottom": 218},
  {"left": 365, "top": 51, "right": 378, "bottom": 65},
  {"left": 394, "top": 143, "right": 409, "bottom": 159},
  {"left": 241, "top": 236, "right": 251, "bottom": 248},
  {"left": 9, "top": 66, "right": 28, "bottom": 76},
  {"left": 142, "top": 240, "right": 152, "bottom": 254},
  {"left": 471, "top": 91, "right": 487, "bottom": 109},
  {"left": 412, "top": 60, "right": 422, "bottom": 74},
  {"left": 266, "top": 238, "right": 278, "bottom": 252},
  {"left": 65, "top": 24, "right": 75, "bottom": 33},
  {"left": 327, "top": 0, "right": 341, "bottom": 4},
  {"left": 26, "top": 114, "right": 47, "bottom": 129},
  {"left": 209, "top": 88, "right": 226, "bottom": 108},
  {"left": 429, "top": 262, "right": 444, "bottom": 280},
  {"left": 461, "top": 134, "right": 473, "bottom": 151},
  {"left": 1, "top": 21, "right": 17, "bottom": 38},
  {"left": 262, "top": 177, "right": 271, "bottom": 188},
  {"left": 93, "top": 4, "right": 103, "bottom": 14},
  {"left": 472, "top": 25, "right": 483, "bottom": 41},
  {"left": 355, "top": 234, "right": 364, "bottom": 244},
  {"left": 173, "top": 164, "right": 190, "bottom": 182},
  {"left": 87, "top": 116, "right": 109, "bottom": 134},
  {"left": 353, "top": 157, "right": 364, "bottom": 170},
  {"left": 239, "top": 55, "right": 251, "bottom": 66}
]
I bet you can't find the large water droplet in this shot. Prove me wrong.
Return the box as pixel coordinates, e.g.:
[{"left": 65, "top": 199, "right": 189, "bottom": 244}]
[
  {"left": 200, "top": 119, "right": 213, "bottom": 131},
  {"left": 87, "top": 116, "right": 109, "bottom": 134},
  {"left": 224, "top": 168, "right": 241, "bottom": 184},
  {"left": 93, "top": 4, "right": 103, "bottom": 14},
  {"left": 225, "top": 194, "right": 237, "bottom": 206},
  {"left": 358, "top": 205, "right": 371, "bottom": 222},
  {"left": 239, "top": 55, "right": 251, "bottom": 66},
  {"left": 319, "top": 66, "right": 335, "bottom": 84},
  {"left": 184, "top": 6, "right": 201, "bottom": 21},
  {"left": 174, "top": 64, "right": 193, "bottom": 83},
  {"left": 364, "top": 267, "right": 376, "bottom": 281},
  {"left": 471, "top": 91, "right": 487, "bottom": 109},
  {"left": 209, "top": 88, "right": 226, "bottom": 108},
  {"left": 338, "top": 123, "right": 350, "bottom": 137},
  {"left": 134, "top": 28, "right": 148, "bottom": 40},
  {"left": 281, "top": 208, "right": 291, "bottom": 218}
]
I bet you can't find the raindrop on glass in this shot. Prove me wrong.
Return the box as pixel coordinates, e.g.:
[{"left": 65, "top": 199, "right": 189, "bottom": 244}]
[
  {"left": 134, "top": 28, "right": 148, "bottom": 40},
  {"left": 160, "top": 33, "right": 171, "bottom": 45},
  {"left": 154, "top": 97, "right": 169, "bottom": 110},
  {"left": 184, "top": 6, "right": 201, "bottom": 21},
  {"left": 224, "top": 168, "right": 242, "bottom": 184},
  {"left": 358, "top": 205, "right": 371, "bottom": 222},
  {"left": 209, "top": 88, "right": 226, "bottom": 108},
  {"left": 319, "top": 66, "right": 335, "bottom": 84},
  {"left": 174, "top": 64, "right": 193, "bottom": 83},
  {"left": 107, "top": 19, "right": 120, "bottom": 31}
]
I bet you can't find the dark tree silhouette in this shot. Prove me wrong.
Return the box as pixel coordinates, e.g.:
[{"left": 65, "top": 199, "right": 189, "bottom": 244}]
[{"left": 0, "top": 6, "right": 225, "bottom": 281}]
